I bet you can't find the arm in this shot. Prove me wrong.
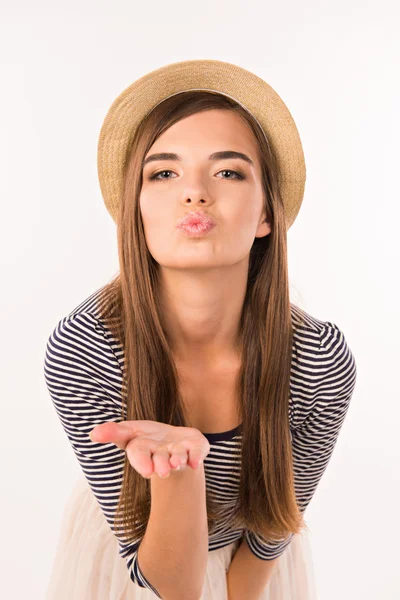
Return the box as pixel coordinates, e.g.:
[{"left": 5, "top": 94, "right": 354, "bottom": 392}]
[
  {"left": 229, "top": 321, "right": 357, "bottom": 593},
  {"left": 226, "top": 537, "right": 279, "bottom": 600},
  {"left": 44, "top": 312, "right": 208, "bottom": 599},
  {"left": 138, "top": 464, "right": 209, "bottom": 600}
]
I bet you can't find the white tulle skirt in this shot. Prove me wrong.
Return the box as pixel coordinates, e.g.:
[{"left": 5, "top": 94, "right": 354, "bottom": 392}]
[{"left": 45, "top": 476, "right": 317, "bottom": 600}]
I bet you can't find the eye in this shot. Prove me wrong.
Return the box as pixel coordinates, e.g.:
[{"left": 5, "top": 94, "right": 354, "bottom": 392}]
[
  {"left": 148, "top": 169, "right": 245, "bottom": 182},
  {"left": 216, "top": 169, "right": 245, "bottom": 180},
  {"left": 148, "top": 169, "right": 177, "bottom": 181}
]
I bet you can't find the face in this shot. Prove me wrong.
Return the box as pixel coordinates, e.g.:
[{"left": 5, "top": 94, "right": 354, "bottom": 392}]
[{"left": 139, "top": 108, "right": 271, "bottom": 271}]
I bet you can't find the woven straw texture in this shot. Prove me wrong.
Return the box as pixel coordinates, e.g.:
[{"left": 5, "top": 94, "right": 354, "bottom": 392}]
[{"left": 97, "top": 59, "right": 306, "bottom": 229}]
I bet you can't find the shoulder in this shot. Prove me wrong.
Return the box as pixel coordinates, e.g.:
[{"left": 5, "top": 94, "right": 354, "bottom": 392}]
[
  {"left": 289, "top": 302, "right": 357, "bottom": 374},
  {"left": 289, "top": 303, "right": 357, "bottom": 429},
  {"left": 44, "top": 285, "right": 123, "bottom": 376}
]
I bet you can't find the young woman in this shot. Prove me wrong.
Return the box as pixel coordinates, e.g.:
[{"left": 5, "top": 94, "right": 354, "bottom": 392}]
[{"left": 44, "top": 59, "right": 357, "bottom": 600}]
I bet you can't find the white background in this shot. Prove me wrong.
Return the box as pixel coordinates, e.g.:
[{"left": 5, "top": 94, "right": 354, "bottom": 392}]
[{"left": 1, "top": 1, "right": 399, "bottom": 598}]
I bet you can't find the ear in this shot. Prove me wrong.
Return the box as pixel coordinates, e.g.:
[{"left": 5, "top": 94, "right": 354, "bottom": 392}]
[{"left": 255, "top": 213, "right": 271, "bottom": 239}]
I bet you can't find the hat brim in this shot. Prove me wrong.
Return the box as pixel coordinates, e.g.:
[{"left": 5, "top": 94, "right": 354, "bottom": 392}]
[{"left": 97, "top": 59, "right": 306, "bottom": 229}]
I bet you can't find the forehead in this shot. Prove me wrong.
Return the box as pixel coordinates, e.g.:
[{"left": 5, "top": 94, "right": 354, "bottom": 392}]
[{"left": 146, "top": 109, "right": 259, "bottom": 160}]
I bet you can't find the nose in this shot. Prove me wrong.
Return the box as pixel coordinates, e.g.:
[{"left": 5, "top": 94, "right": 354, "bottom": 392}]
[
  {"left": 184, "top": 196, "right": 207, "bottom": 204},
  {"left": 180, "top": 170, "right": 214, "bottom": 207},
  {"left": 181, "top": 188, "right": 210, "bottom": 206}
]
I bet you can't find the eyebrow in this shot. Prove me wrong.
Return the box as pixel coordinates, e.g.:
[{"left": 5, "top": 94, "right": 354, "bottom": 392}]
[{"left": 142, "top": 150, "right": 255, "bottom": 169}]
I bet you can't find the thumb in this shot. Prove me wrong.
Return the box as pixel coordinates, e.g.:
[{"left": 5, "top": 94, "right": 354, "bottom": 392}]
[{"left": 89, "top": 421, "right": 133, "bottom": 450}]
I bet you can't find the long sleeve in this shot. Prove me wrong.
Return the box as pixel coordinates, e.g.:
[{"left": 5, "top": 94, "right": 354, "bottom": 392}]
[
  {"left": 244, "top": 320, "right": 357, "bottom": 560},
  {"left": 43, "top": 312, "right": 161, "bottom": 597}
]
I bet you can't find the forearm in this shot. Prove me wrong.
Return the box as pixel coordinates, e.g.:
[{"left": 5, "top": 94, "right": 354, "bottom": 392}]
[
  {"left": 226, "top": 537, "right": 279, "bottom": 600},
  {"left": 138, "top": 465, "right": 209, "bottom": 600}
]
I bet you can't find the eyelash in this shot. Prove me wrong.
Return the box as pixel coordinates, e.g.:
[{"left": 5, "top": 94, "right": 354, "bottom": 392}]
[{"left": 147, "top": 169, "right": 245, "bottom": 182}]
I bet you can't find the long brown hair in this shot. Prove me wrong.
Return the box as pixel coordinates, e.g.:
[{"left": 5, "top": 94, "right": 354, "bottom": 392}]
[{"left": 96, "top": 90, "right": 308, "bottom": 543}]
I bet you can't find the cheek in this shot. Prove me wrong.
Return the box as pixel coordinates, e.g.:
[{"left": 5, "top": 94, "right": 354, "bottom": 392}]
[
  {"left": 139, "top": 195, "right": 174, "bottom": 250},
  {"left": 226, "top": 205, "right": 260, "bottom": 237},
  {"left": 139, "top": 193, "right": 170, "bottom": 227}
]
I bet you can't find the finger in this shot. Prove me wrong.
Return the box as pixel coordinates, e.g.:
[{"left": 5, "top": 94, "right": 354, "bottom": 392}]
[
  {"left": 125, "top": 439, "right": 154, "bottom": 479},
  {"left": 152, "top": 449, "right": 174, "bottom": 479},
  {"left": 89, "top": 421, "right": 138, "bottom": 450},
  {"left": 169, "top": 449, "right": 189, "bottom": 470},
  {"left": 187, "top": 447, "right": 205, "bottom": 470},
  {"left": 173, "top": 438, "right": 208, "bottom": 470}
]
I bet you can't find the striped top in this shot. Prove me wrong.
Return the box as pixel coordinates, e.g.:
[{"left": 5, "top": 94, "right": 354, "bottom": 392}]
[{"left": 44, "top": 285, "right": 357, "bottom": 596}]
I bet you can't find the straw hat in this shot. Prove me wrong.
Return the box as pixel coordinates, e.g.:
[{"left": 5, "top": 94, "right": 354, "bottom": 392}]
[{"left": 97, "top": 59, "right": 306, "bottom": 230}]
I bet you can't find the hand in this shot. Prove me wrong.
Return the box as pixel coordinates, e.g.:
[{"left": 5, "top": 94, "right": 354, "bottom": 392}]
[{"left": 89, "top": 420, "right": 210, "bottom": 480}]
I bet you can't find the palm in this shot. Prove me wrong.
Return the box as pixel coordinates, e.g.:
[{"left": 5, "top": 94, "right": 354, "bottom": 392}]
[{"left": 89, "top": 419, "right": 209, "bottom": 478}]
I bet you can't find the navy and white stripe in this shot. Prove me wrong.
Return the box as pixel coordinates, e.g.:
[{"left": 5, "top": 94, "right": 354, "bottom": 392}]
[{"left": 43, "top": 286, "right": 357, "bottom": 594}]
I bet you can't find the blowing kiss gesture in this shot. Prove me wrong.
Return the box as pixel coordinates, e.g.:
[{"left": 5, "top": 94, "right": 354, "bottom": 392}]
[{"left": 89, "top": 420, "right": 211, "bottom": 479}]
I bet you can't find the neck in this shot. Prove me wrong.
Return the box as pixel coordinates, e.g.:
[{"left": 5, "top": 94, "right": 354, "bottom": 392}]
[{"left": 158, "top": 260, "right": 248, "bottom": 365}]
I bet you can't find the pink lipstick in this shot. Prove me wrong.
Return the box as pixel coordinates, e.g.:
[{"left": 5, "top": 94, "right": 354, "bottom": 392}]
[{"left": 176, "top": 211, "right": 216, "bottom": 237}]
